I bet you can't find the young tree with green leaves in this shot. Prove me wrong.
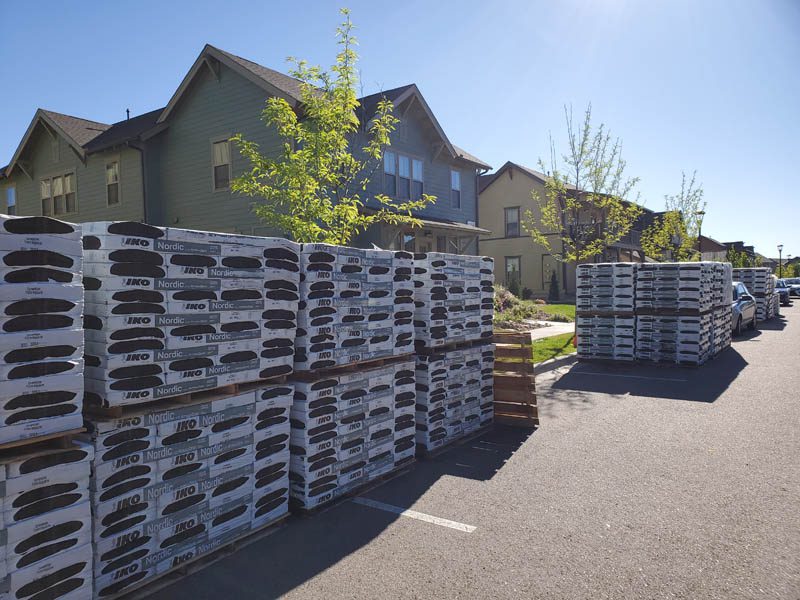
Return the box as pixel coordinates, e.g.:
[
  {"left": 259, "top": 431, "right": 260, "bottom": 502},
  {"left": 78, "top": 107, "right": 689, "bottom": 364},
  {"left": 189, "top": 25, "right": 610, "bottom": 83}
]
[
  {"left": 232, "top": 9, "right": 434, "bottom": 245},
  {"left": 641, "top": 171, "right": 706, "bottom": 262},
  {"left": 523, "top": 104, "right": 643, "bottom": 269},
  {"left": 726, "top": 247, "right": 751, "bottom": 268}
]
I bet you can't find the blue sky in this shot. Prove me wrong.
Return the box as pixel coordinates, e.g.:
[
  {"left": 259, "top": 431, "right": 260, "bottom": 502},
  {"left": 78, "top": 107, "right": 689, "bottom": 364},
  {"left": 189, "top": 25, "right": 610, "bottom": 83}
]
[{"left": 1, "top": 0, "right": 798, "bottom": 258}]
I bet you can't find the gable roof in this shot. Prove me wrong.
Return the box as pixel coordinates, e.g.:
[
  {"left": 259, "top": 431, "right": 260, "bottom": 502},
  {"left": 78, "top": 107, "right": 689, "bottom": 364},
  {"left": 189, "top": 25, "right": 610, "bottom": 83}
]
[
  {"left": 480, "top": 160, "right": 579, "bottom": 194},
  {"left": 4, "top": 109, "right": 111, "bottom": 178},
  {"left": 157, "top": 44, "right": 306, "bottom": 124}
]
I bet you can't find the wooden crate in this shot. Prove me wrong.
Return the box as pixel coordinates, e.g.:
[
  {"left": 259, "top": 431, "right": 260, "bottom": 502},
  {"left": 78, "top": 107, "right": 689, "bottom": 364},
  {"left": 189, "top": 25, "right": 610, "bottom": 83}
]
[{"left": 492, "top": 330, "right": 538, "bottom": 428}]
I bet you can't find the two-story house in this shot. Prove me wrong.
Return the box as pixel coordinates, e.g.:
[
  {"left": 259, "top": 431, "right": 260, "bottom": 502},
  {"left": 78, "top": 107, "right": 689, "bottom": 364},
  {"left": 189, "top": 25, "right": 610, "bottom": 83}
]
[
  {"left": 478, "top": 160, "right": 652, "bottom": 297},
  {"left": 0, "top": 45, "right": 490, "bottom": 254}
]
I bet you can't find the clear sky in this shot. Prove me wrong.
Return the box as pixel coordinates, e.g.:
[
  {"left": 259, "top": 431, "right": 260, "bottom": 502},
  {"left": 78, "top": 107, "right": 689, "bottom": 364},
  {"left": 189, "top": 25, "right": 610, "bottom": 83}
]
[{"left": 1, "top": 0, "right": 798, "bottom": 258}]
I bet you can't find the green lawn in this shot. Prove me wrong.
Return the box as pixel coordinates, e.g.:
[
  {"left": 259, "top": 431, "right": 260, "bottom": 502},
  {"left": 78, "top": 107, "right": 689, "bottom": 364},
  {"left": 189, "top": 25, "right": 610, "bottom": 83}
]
[
  {"left": 531, "top": 332, "right": 577, "bottom": 363},
  {"left": 495, "top": 301, "right": 576, "bottom": 329},
  {"left": 535, "top": 303, "right": 576, "bottom": 321}
]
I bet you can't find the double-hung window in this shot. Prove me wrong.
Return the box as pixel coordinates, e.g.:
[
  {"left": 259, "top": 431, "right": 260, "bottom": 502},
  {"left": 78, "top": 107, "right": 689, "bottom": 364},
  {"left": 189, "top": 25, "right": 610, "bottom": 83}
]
[
  {"left": 5, "top": 186, "right": 16, "bottom": 215},
  {"left": 451, "top": 170, "right": 461, "bottom": 208},
  {"left": 505, "top": 207, "right": 520, "bottom": 237},
  {"left": 398, "top": 155, "right": 411, "bottom": 199},
  {"left": 212, "top": 140, "right": 231, "bottom": 191},
  {"left": 505, "top": 256, "right": 521, "bottom": 286},
  {"left": 411, "top": 159, "right": 423, "bottom": 200},
  {"left": 106, "top": 161, "right": 120, "bottom": 205},
  {"left": 383, "top": 151, "right": 397, "bottom": 196},
  {"left": 40, "top": 173, "right": 76, "bottom": 216}
]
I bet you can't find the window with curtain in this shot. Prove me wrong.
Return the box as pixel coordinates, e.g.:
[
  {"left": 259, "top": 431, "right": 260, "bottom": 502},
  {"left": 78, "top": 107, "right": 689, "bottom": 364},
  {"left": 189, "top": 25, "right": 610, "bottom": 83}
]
[
  {"left": 106, "top": 162, "right": 120, "bottom": 205},
  {"left": 384, "top": 151, "right": 396, "bottom": 197},
  {"left": 412, "top": 159, "right": 423, "bottom": 200},
  {"left": 505, "top": 207, "right": 520, "bottom": 237},
  {"left": 64, "top": 174, "right": 76, "bottom": 213},
  {"left": 40, "top": 173, "right": 76, "bottom": 216},
  {"left": 451, "top": 170, "right": 461, "bottom": 208},
  {"left": 52, "top": 176, "right": 65, "bottom": 215},
  {"left": 5, "top": 187, "right": 16, "bottom": 215},
  {"left": 212, "top": 140, "right": 231, "bottom": 191}
]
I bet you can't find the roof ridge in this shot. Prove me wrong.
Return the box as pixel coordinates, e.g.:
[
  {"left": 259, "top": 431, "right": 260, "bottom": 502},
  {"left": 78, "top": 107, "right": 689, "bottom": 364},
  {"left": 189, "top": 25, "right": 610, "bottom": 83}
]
[{"left": 40, "top": 108, "right": 110, "bottom": 129}]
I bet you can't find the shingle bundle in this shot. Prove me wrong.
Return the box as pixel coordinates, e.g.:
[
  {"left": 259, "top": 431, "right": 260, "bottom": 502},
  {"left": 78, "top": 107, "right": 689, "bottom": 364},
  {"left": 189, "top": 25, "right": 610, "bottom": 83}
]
[
  {"left": 81, "top": 222, "right": 299, "bottom": 408},
  {"left": 415, "top": 345, "right": 494, "bottom": 454},
  {"left": 1, "top": 442, "right": 94, "bottom": 600},
  {"left": 0, "top": 215, "right": 84, "bottom": 444},
  {"left": 635, "top": 262, "right": 731, "bottom": 365},
  {"left": 575, "top": 263, "right": 636, "bottom": 361},
  {"left": 732, "top": 268, "right": 775, "bottom": 321},
  {"left": 294, "top": 245, "right": 414, "bottom": 371},
  {"left": 412, "top": 253, "right": 494, "bottom": 350},
  {"left": 289, "top": 359, "right": 416, "bottom": 510},
  {"left": 84, "top": 383, "right": 291, "bottom": 598}
]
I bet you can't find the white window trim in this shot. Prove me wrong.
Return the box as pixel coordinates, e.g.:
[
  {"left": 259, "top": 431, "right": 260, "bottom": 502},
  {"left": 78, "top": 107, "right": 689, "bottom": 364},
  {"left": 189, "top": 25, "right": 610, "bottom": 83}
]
[
  {"left": 211, "top": 136, "right": 233, "bottom": 193},
  {"left": 39, "top": 171, "right": 78, "bottom": 216},
  {"left": 105, "top": 156, "right": 122, "bottom": 207}
]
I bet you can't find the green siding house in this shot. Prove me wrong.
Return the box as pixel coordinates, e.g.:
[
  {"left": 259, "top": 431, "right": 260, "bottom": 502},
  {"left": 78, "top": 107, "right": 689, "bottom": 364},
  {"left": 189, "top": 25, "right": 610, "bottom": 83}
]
[{"left": 1, "top": 45, "right": 490, "bottom": 253}]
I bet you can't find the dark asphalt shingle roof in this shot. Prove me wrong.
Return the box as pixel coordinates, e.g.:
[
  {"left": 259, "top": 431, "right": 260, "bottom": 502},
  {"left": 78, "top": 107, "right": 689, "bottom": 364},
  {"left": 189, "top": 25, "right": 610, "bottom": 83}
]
[
  {"left": 84, "top": 108, "right": 164, "bottom": 153},
  {"left": 40, "top": 109, "right": 110, "bottom": 147},
  {"left": 212, "top": 46, "right": 306, "bottom": 102}
]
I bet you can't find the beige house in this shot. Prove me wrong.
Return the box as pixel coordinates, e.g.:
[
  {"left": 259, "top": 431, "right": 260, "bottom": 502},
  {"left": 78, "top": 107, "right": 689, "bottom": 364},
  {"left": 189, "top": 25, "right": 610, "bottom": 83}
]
[{"left": 478, "top": 161, "right": 652, "bottom": 298}]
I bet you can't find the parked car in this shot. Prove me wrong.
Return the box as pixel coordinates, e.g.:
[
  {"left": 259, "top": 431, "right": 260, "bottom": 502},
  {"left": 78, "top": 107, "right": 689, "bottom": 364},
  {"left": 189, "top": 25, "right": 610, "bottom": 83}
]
[
  {"left": 775, "top": 279, "right": 792, "bottom": 306},
  {"left": 785, "top": 277, "right": 800, "bottom": 297},
  {"left": 732, "top": 282, "right": 757, "bottom": 336}
]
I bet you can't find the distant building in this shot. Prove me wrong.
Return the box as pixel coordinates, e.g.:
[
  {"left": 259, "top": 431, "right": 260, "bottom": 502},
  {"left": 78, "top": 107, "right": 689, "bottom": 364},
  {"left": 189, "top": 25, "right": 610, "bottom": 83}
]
[{"left": 698, "top": 235, "right": 727, "bottom": 261}]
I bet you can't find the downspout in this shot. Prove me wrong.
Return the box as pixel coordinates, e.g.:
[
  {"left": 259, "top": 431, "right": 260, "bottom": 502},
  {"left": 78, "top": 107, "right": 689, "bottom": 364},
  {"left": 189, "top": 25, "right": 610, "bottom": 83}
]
[{"left": 128, "top": 140, "right": 148, "bottom": 224}]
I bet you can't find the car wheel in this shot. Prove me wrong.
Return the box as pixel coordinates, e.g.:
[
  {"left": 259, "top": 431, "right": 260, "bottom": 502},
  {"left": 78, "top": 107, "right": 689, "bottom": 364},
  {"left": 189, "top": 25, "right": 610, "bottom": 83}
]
[
  {"left": 749, "top": 314, "right": 757, "bottom": 330},
  {"left": 735, "top": 316, "right": 742, "bottom": 337}
]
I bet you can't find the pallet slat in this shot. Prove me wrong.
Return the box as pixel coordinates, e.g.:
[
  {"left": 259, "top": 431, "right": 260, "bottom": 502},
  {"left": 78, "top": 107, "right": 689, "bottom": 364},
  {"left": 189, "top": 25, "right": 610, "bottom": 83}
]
[
  {"left": 0, "top": 428, "right": 85, "bottom": 453},
  {"left": 491, "top": 329, "right": 539, "bottom": 428}
]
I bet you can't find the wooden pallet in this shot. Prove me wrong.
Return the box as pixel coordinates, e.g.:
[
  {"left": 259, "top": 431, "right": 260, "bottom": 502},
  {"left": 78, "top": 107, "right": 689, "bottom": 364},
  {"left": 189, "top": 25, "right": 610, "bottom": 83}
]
[
  {"left": 414, "top": 337, "right": 492, "bottom": 355},
  {"left": 492, "top": 330, "right": 538, "bottom": 428},
  {"left": 84, "top": 375, "right": 288, "bottom": 419},
  {"left": 292, "top": 353, "right": 415, "bottom": 380},
  {"left": 291, "top": 459, "right": 416, "bottom": 516},
  {"left": 110, "top": 511, "right": 290, "bottom": 600},
  {"left": 0, "top": 428, "right": 85, "bottom": 454},
  {"left": 415, "top": 422, "right": 494, "bottom": 459}
]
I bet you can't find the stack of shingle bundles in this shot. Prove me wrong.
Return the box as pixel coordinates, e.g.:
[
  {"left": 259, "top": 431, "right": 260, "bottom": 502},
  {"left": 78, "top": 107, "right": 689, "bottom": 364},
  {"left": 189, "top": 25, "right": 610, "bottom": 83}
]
[
  {"left": 84, "top": 383, "right": 291, "bottom": 598},
  {"left": 81, "top": 222, "right": 299, "bottom": 408},
  {"left": 712, "top": 263, "right": 732, "bottom": 355},
  {"left": 412, "top": 252, "right": 491, "bottom": 350},
  {"left": 0, "top": 215, "right": 84, "bottom": 445},
  {"left": 575, "top": 263, "right": 636, "bottom": 361},
  {"left": 1, "top": 442, "right": 94, "bottom": 600},
  {"left": 479, "top": 257, "right": 495, "bottom": 340},
  {"left": 288, "top": 359, "right": 415, "bottom": 511},
  {"left": 294, "top": 244, "right": 413, "bottom": 371},
  {"left": 414, "top": 344, "right": 494, "bottom": 454},
  {"left": 635, "top": 262, "right": 728, "bottom": 365},
  {"left": 732, "top": 268, "right": 774, "bottom": 321}
]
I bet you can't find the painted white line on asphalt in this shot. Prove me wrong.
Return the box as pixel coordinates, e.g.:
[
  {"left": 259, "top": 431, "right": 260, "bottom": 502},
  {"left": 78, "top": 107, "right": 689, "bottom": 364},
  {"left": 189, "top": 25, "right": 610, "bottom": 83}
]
[
  {"left": 574, "top": 370, "right": 688, "bottom": 383},
  {"left": 469, "top": 445, "right": 498, "bottom": 453},
  {"left": 352, "top": 497, "right": 476, "bottom": 533}
]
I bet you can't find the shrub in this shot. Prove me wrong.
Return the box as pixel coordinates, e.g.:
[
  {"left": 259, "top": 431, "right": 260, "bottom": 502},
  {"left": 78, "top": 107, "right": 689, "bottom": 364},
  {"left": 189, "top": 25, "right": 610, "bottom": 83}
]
[
  {"left": 547, "top": 271, "right": 560, "bottom": 302},
  {"left": 522, "top": 287, "right": 533, "bottom": 300},
  {"left": 494, "top": 284, "right": 520, "bottom": 313}
]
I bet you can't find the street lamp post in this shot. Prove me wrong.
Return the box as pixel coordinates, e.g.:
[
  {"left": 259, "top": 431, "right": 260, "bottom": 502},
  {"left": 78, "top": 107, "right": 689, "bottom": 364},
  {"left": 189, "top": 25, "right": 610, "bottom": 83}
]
[
  {"left": 778, "top": 244, "right": 784, "bottom": 278},
  {"left": 695, "top": 210, "right": 706, "bottom": 258}
]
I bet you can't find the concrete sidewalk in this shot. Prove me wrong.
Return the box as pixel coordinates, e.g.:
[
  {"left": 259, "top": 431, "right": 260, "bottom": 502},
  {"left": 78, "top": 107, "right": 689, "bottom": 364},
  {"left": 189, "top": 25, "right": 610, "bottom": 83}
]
[{"left": 525, "top": 320, "right": 575, "bottom": 340}]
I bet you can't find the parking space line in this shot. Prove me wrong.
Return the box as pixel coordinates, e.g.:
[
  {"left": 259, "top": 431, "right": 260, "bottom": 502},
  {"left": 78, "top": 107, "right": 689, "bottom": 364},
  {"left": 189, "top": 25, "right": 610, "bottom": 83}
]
[
  {"left": 573, "top": 370, "right": 688, "bottom": 382},
  {"left": 352, "top": 497, "right": 476, "bottom": 533}
]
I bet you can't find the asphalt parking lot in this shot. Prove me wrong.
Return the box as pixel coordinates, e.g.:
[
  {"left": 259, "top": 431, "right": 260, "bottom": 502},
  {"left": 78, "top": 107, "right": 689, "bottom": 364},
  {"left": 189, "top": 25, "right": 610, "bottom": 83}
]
[{"left": 153, "top": 304, "right": 800, "bottom": 600}]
